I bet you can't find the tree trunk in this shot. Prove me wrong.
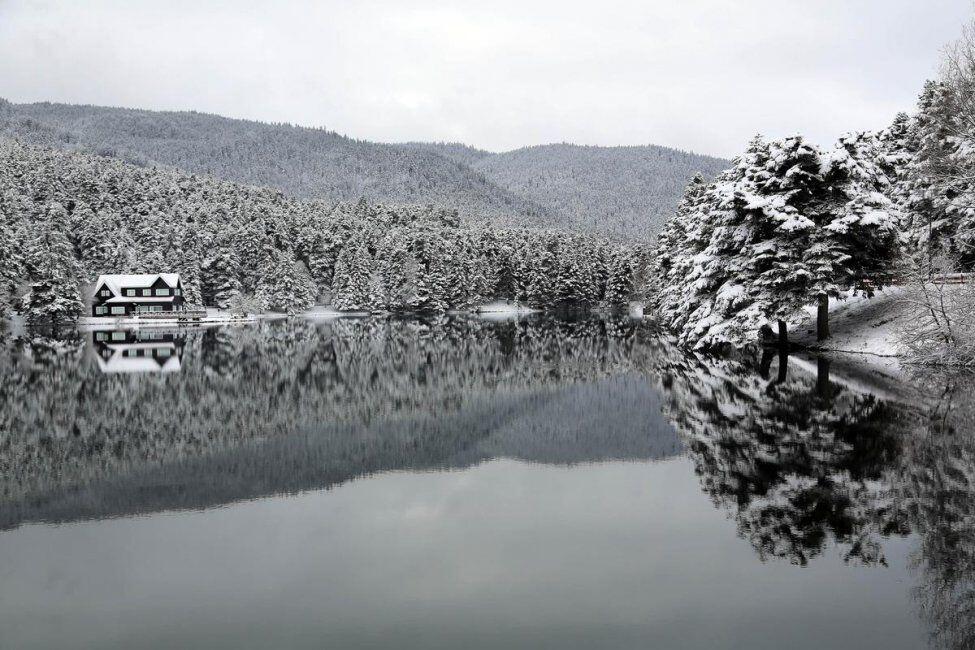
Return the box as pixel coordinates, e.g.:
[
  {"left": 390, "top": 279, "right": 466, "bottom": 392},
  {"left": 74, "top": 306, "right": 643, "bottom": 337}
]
[
  {"left": 777, "top": 320, "right": 789, "bottom": 350},
  {"left": 759, "top": 348, "right": 774, "bottom": 379},
  {"left": 776, "top": 350, "right": 789, "bottom": 383},
  {"left": 816, "top": 357, "right": 831, "bottom": 399},
  {"left": 817, "top": 293, "right": 830, "bottom": 342}
]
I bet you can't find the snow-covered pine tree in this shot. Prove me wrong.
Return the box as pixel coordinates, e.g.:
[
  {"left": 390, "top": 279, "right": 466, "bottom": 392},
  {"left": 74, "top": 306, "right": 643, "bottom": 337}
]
[
  {"left": 255, "top": 250, "right": 315, "bottom": 315},
  {"left": 743, "top": 136, "right": 826, "bottom": 345},
  {"left": 604, "top": 246, "right": 634, "bottom": 307},
  {"left": 651, "top": 173, "right": 711, "bottom": 327},
  {"left": 655, "top": 136, "right": 833, "bottom": 348},
  {"left": 807, "top": 133, "right": 903, "bottom": 339},
  {"left": 415, "top": 239, "right": 451, "bottom": 313},
  {"left": 889, "top": 30, "right": 975, "bottom": 272},
  {"left": 201, "top": 243, "right": 242, "bottom": 309},
  {"left": 656, "top": 136, "right": 778, "bottom": 348},
  {"left": 332, "top": 239, "right": 374, "bottom": 311},
  {"left": 175, "top": 223, "right": 205, "bottom": 306},
  {"left": 374, "top": 232, "right": 410, "bottom": 312},
  {"left": 23, "top": 206, "right": 83, "bottom": 329}
]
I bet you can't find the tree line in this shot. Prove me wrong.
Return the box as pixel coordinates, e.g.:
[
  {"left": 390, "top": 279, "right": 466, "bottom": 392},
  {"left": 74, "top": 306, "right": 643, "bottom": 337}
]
[
  {"left": 651, "top": 23, "right": 975, "bottom": 353},
  {"left": 0, "top": 139, "right": 647, "bottom": 327}
]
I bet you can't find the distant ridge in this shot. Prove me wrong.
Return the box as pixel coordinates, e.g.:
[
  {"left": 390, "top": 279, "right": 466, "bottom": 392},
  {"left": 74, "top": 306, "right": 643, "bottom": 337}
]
[{"left": 0, "top": 99, "right": 728, "bottom": 238}]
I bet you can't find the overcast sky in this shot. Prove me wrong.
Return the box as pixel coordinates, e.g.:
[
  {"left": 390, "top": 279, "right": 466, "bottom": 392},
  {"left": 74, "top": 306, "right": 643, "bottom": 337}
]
[{"left": 1, "top": 0, "right": 972, "bottom": 157}]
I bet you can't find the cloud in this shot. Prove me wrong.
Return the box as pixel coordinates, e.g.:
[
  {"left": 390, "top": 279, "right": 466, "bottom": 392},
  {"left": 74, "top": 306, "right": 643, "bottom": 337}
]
[{"left": 0, "top": 0, "right": 970, "bottom": 156}]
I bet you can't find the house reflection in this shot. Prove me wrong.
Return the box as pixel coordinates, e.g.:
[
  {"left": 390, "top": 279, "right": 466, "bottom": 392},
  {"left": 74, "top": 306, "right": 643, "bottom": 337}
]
[{"left": 91, "top": 329, "right": 186, "bottom": 373}]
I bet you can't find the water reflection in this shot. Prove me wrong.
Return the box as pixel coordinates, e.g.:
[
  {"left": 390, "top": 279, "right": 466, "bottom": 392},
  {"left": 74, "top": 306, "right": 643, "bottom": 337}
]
[
  {"left": 1, "top": 315, "right": 974, "bottom": 648},
  {"left": 655, "top": 349, "right": 912, "bottom": 566},
  {"left": 0, "top": 316, "right": 678, "bottom": 528},
  {"left": 91, "top": 329, "right": 186, "bottom": 373},
  {"left": 896, "top": 374, "right": 975, "bottom": 650}
]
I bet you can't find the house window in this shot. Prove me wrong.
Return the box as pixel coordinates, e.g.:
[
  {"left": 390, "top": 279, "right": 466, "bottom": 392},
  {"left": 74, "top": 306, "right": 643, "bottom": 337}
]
[
  {"left": 175, "top": 289, "right": 182, "bottom": 297},
  {"left": 110, "top": 306, "right": 126, "bottom": 315},
  {"left": 141, "top": 289, "right": 151, "bottom": 297},
  {"left": 150, "top": 305, "right": 163, "bottom": 312},
  {"left": 111, "top": 331, "right": 126, "bottom": 341},
  {"left": 125, "top": 289, "right": 136, "bottom": 297},
  {"left": 99, "top": 289, "right": 111, "bottom": 297},
  {"left": 158, "top": 348, "right": 172, "bottom": 357},
  {"left": 95, "top": 332, "right": 108, "bottom": 341},
  {"left": 95, "top": 306, "right": 108, "bottom": 315},
  {"left": 156, "top": 288, "right": 170, "bottom": 296}
]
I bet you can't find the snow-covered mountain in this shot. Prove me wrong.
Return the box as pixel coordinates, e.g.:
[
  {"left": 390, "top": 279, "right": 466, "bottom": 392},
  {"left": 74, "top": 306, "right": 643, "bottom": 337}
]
[
  {"left": 406, "top": 142, "right": 729, "bottom": 239},
  {"left": 0, "top": 99, "right": 727, "bottom": 238}
]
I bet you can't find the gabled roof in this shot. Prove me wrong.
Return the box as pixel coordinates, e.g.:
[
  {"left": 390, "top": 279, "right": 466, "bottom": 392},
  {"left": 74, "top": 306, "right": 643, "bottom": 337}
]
[
  {"left": 96, "top": 351, "right": 182, "bottom": 374},
  {"left": 95, "top": 274, "right": 180, "bottom": 296},
  {"left": 104, "top": 296, "right": 176, "bottom": 304}
]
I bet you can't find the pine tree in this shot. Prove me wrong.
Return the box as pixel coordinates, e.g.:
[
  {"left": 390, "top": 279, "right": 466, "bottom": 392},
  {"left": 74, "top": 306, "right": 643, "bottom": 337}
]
[
  {"left": 604, "top": 247, "right": 634, "bottom": 307},
  {"left": 255, "top": 251, "right": 315, "bottom": 315},
  {"left": 0, "top": 217, "right": 23, "bottom": 316},
  {"left": 332, "top": 240, "right": 374, "bottom": 311},
  {"left": 201, "top": 244, "right": 242, "bottom": 309},
  {"left": 23, "top": 209, "right": 83, "bottom": 329},
  {"left": 902, "top": 78, "right": 975, "bottom": 269}
]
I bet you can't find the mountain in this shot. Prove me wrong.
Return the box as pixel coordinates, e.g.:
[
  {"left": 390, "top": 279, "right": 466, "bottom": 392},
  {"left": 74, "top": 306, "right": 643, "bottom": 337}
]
[
  {"left": 0, "top": 99, "right": 728, "bottom": 238},
  {"left": 478, "top": 143, "right": 728, "bottom": 239}
]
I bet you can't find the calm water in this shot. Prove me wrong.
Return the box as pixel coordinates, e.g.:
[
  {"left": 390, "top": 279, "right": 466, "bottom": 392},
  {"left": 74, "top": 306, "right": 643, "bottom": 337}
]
[{"left": 0, "top": 315, "right": 972, "bottom": 649}]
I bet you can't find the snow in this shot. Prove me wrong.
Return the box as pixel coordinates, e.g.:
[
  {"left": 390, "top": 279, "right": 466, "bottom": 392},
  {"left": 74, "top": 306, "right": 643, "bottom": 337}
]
[
  {"left": 94, "top": 273, "right": 180, "bottom": 296},
  {"left": 794, "top": 287, "right": 907, "bottom": 359},
  {"left": 104, "top": 295, "right": 176, "bottom": 304},
  {"left": 96, "top": 348, "right": 182, "bottom": 374},
  {"left": 300, "top": 306, "right": 370, "bottom": 319},
  {"left": 475, "top": 301, "right": 538, "bottom": 314},
  {"left": 78, "top": 312, "right": 260, "bottom": 330}
]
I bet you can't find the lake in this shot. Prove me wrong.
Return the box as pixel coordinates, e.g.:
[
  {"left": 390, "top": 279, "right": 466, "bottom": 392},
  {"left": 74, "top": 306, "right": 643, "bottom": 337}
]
[{"left": 0, "top": 315, "right": 972, "bottom": 649}]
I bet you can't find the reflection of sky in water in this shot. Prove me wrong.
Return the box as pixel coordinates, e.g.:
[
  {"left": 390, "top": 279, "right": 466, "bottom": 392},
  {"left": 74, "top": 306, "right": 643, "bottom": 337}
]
[
  {"left": 0, "top": 459, "right": 924, "bottom": 650},
  {"left": 0, "top": 316, "right": 971, "bottom": 649},
  {"left": 91, "top": 329, "right": 186, "bottom": 373}
]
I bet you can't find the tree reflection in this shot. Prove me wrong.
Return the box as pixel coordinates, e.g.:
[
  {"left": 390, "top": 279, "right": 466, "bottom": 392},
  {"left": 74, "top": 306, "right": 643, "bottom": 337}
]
[
  {"left": 897, "top": 372, "right": 975, "bottom": 650},
  {"left": 6, "top": 316, "right": 975, "bottom": 647},
  {"left": 655, "top": 347, "right": 975, "bottom": 648},
  {"left": 655, "top": 349, "right": 912, "bottom": 566},
  {"left": 0, "top": 315, "right": 675, "bottom": 527}
]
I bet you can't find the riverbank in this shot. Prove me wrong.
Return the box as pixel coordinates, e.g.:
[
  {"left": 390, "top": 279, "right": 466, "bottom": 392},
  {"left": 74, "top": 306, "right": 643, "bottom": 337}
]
[{"left": 76, "top": 308, "right": 283, "bottom": 330}]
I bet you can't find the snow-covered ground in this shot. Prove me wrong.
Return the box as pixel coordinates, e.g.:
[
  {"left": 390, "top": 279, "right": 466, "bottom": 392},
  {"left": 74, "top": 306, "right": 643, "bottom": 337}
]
[
  {"left": 300, "top": 306, "right": 370, "bottom": 319},
  {"left": 77, "top": 309, "right": 276, "bottom": 330},
  {"left": 792, "top": 284, "right": 967, "bottom": 382},
  {"left": 794, "top": 287, "right": 907, "bottom": 359},
  {"left": 475, "top": 300, "right": 538, "bottom": 315}
]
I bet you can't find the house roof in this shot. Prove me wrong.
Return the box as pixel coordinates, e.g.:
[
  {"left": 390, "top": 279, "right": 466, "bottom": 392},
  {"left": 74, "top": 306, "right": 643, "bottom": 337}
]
[
  {"left": 95, "top": 274, "right": 180, "bottom": 296},
  {"left": 96, "top": 353, "right": 182, "bottom": 374},
  {"left": 104, "top": 295, "right": 177, "bottom": 304}
]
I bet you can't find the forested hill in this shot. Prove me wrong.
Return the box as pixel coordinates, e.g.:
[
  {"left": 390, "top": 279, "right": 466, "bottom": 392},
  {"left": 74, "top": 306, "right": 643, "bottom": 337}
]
[
  {"left": 470, "top": 143, "right": 729, "bottom": 239},
  {"left": 0, "top": 99, "right": 727, "bottom": 238},
  {"left": 0, "top": 138, "right": 643, "bottom": 324},
  {"left": 0, "top": 100, "right": 552, "bottom": 229}
]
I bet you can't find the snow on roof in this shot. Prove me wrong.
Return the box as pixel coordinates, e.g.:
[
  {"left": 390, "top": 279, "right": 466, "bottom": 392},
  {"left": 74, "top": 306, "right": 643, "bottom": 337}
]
[
  {"left": 105, "top": 342, "right": 178, "bottom": 351},
  {"left": 95, "top": 274, "right": 180, "bottom": 295},
  {"left": 105, "top": 295, "right": 177, "bottom": 304},
  {"left": 97, "top": 354, "right": 182, "bottom": 374}
]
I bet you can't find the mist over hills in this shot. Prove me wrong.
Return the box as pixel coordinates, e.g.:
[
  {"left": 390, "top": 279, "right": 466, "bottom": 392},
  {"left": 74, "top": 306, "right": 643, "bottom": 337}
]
[{"left": 0, "top": 99, "right": 728, "bottom": 238}]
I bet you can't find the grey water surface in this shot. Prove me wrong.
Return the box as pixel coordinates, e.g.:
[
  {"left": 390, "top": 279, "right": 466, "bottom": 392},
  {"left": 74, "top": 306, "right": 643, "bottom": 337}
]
[{"left": 0, "top": 315, "right": 969, "bottom": 649}]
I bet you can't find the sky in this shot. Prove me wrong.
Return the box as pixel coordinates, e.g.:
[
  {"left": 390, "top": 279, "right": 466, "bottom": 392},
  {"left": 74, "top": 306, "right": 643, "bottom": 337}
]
[{"left": 1, "top": 0, "right": 972, "bottom": 158}]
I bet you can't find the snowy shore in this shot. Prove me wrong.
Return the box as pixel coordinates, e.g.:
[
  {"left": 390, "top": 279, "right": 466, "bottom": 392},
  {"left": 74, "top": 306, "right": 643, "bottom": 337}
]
[
  {"left": 76, "top": 308, "right": 285, "bottom": 330},
  {"left": 794, "top": 288, "right": 907, "bottom": 359},
  {"left": 791, "top": 285, "right": 969, "bottom": 381}
]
